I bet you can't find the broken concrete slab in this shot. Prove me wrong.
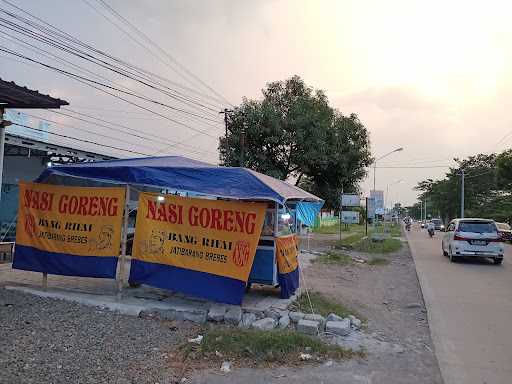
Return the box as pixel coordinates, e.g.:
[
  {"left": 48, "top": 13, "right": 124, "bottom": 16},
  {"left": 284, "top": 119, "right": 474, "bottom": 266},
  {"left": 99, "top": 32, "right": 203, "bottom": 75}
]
[
  {"left": 208, "top": 305, "right": 227, "bottom": 322},
  {"left": 278, "top": 314, "right": 290, "bottom": 329},
  {"left": 224, "top": 306, "right": 242, "bottom": 325},
  {"left": 326, "top": 319, "right": 351, "bottom": 336},
  {"left": 289, "top": 311, "right": 305, "bottom": 322},
  {"left": 251, "top": 317, "right": 276, "bottom": 331},
  {"left": 238, "top": 312, "right": 257, "bottom": 329},
  {"left": 297, "top": 319, "right": 320, "bottom": 335},
  {"left": 304, "top": 313, "right": 325, "bottom": 325},
  {"left": 326, "top": 313, "right": 343, "bottom": 322}
]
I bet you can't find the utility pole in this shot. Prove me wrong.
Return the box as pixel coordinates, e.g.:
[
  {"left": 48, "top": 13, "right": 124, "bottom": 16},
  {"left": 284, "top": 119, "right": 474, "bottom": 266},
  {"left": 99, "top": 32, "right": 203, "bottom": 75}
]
[
  {"left": 240, "top": 126, "right": 245, "bottom": 167},
  {"left": 460, "top": 169, "right": 465, "bottom": 218},
  {"left": 219, "top": 108, "right": 233, "bottom": 137},
  {"left": 424, "top": 199, "right": 427, "bottom": 221}
]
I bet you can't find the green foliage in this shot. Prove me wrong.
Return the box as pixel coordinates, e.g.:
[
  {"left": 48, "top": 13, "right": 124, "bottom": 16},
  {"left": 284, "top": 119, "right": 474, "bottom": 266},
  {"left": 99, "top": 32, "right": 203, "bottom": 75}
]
[
  {"left": 334, "top": 232, "right": 366, "bottom": 248},
  {"left": 414, "top": 151, "right": 512, "bottom": 223},
  {"left": 313, "top": 252, "right": 353, "bottom": 265},
  {"left": 290, "top": 291, "right": 358, "bottom": 318},
  {"left": 367, "top": 256, "right": 390, "bottom": 265},
  {"left": 218, "top": 76, "right": 372, "bottom": 210},
  {"left": 353, "top": 238, "right": 402, "bottom": 253},
  {"left": 187, "top": 328, "right": 356, "bottom": 364}
]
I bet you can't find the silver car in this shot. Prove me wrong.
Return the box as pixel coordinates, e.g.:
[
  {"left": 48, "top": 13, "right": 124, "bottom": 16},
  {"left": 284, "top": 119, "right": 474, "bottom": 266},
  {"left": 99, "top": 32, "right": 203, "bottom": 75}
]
[{"left": 442, "top": 218, "right": 504, "bottom": 264}]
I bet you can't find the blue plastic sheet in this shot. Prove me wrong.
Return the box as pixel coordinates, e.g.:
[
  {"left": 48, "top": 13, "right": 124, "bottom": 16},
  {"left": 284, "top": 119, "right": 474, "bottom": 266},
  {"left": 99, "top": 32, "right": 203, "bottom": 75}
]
[
  {"left": 296, "top": 201, "right": 324, "bottom": 227},
  {"left": 37, "top": 156, "right": 322, "bottom": 205}
]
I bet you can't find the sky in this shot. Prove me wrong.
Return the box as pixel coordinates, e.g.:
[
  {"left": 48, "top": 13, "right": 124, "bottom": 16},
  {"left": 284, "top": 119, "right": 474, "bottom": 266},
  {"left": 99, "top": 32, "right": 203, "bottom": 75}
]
[{"left": 1, "top": 0, "right": 512, "bottom": 206}]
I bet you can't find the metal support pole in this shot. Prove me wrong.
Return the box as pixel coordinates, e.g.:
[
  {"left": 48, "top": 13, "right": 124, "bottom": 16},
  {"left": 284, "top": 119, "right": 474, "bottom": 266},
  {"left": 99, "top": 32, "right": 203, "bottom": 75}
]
[
  {"left": 0, "top": 107, "right": 5, "bottom": 202},
  {"left": 365, "top": 197, "right": 368, "bottom": 235},
  {"left": 118, "top": 185, "right": 130, "bottom": 296},
  {"left": 460, "top": 170, "right": 465, "bottom": 218},
  {"left": 42, "top": 272, "right": 48, "bottom": 291}
]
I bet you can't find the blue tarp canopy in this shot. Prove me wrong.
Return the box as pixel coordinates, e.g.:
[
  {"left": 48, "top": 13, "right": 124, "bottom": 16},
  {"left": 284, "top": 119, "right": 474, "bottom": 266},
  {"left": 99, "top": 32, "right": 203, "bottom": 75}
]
[{"left": 36, "top": 156, "right": 322, "bottom": 204}]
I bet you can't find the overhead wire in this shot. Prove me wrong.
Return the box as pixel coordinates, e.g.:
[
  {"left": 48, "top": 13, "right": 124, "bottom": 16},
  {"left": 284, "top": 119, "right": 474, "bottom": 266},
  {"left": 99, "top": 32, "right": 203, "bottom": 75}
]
[
  {"left": 94, "top": 0, "right": 233, "bottom": 107},
  {"left": 0, "top": 45, "right": 222, "bottom": 139},
  {"left": 0, "top": 0, "right": 226, "bottom": 112},
  {"left": 45, "top": 109, "right": 218, "bottom": 156},
  {"left": 10, "top": 122, "right": 150, "bottom": 156}
]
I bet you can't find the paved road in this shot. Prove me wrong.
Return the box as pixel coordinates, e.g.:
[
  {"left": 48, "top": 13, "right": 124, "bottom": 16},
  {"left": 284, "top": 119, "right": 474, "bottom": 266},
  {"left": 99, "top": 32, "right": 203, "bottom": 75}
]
[{"left": 407, "top": 224, "right": 512, "bottom": 384}]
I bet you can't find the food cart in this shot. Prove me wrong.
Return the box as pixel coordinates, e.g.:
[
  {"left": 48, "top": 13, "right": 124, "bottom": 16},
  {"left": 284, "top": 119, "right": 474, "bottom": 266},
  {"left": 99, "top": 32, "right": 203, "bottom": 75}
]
[{"left": 35, "top": 156, "right": 323, "bottom": 292}]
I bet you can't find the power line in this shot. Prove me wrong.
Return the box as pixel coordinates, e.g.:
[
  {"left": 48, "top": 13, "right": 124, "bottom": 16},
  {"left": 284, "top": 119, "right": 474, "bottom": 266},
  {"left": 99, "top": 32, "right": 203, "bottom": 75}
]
[
  {"left": 375, "top": 165, "right": 452, "bottom": 169},
  {"left": 10, "top": 122, "right": 150, "bottom": 156},
  {"left": 46, "top": 108, "right": 218, "bottom": 156},
  {"left": 22, "top": 112, "right": 157, "bottom": 151},
  {"left": 94, "top": 0, "right": 233, "bottom": 107},
  {"left": 0, "top": 1, "right": 227, "bottom": 112},
  {"left": 0, "top": 45, "right": 221, "bottom": 139}
]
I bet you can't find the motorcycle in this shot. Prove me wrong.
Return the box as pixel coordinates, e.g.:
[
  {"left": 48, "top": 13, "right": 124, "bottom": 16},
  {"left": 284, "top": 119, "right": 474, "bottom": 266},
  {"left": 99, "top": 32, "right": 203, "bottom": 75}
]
[
  {"left": 405, "top": 223, "right": 411, "bottom": 231},
  {"left": 428, "top": 227, "right": 435, "bottom": 237}
]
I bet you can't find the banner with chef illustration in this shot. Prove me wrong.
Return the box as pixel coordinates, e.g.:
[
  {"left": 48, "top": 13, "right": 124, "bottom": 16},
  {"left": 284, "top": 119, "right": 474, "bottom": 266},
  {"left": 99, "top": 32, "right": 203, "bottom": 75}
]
[
  {"left": 276, "top": 234, "right": 300, "bottom": 299},
  {"left": 13, "top": 181, "right": 125, "bottom": 278},
  {"left": 129, "top": 193, "right": 266, "bottom": 304}
]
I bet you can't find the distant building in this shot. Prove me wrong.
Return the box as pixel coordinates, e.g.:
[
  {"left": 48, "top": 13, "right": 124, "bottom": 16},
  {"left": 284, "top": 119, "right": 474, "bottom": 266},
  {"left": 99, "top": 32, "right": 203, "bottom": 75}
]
[
  {"left": 1, "top": 131, "right": 116, "bottom": 240},
  {"left": 0, "top": 78, "right": 115, "bottom": 240}
]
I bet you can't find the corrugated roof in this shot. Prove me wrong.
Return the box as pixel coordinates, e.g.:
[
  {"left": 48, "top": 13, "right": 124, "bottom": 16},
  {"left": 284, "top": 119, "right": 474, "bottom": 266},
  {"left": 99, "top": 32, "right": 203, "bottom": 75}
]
[{"left": 0, "top": 78, "right": 68, "bottom": 109}]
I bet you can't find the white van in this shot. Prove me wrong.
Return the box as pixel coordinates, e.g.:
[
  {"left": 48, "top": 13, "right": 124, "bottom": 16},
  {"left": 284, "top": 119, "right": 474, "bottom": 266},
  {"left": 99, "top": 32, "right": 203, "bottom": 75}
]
[{"left": 442, "top": 218, "right": 504, "bottom": 264}]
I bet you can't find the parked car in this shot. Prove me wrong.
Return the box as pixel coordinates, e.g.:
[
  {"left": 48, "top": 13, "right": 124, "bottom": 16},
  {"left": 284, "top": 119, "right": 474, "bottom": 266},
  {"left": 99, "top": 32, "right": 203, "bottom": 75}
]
[
  {"left": 431, "top": 218, "right": 445, "bottom": 231},
  {"left": 442, "top": 218, "right": 504, "bottom": 264},
  {"left": 496, "top": 222, "right": 512, "bottom": 243}
]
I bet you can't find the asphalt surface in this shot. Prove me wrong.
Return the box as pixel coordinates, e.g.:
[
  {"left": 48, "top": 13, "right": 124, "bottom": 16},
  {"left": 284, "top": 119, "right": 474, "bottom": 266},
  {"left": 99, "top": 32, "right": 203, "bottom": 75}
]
[{"left": 407, "top": 224, "right": 512, "bottom": 384}]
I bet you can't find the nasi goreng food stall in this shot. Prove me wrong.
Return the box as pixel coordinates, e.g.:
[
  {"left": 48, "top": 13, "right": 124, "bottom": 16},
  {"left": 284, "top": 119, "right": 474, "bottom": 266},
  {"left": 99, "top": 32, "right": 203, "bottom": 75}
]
[{"left": 31, "top": 156, "right": 323, "bottom": 301}]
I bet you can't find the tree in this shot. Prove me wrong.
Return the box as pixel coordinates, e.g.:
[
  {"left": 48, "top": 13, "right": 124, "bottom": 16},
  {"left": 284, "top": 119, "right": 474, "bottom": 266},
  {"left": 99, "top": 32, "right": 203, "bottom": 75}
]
[
  {"left": 414, "top": 151, "right": 511, "bottom": 223},
  {"left": 219, "top": 76, "right": 372, "bottom": 209}
]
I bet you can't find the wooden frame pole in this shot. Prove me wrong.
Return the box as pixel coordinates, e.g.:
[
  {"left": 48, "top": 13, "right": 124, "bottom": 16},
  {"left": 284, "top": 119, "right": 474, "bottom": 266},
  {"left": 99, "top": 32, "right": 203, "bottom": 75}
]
[{"left": 118, "top": 185, "right": 130, "bottom": 296}]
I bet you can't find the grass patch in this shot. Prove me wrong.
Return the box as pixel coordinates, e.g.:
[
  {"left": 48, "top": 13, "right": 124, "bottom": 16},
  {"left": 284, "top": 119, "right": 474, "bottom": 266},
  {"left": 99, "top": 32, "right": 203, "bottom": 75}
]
[
  {"left": 367, "top": 256, "right": 390, "bottom": 266},
  {"left": 334, "top": 232, "right": 366, "bottom": 249},
  {"left": 353, "top": 238, "right": 402, "bottom": 254},
  {"left": 290, "top": 291, "right": 357, "bottom": 318},
  {"left": 312, "top": 223, "right": 365, "bottom": 235},
  {"left": 182, "top": 328, "right": 357, "bottom": 365},
  {"left": 313, "top": 252, "right": 353, "bottom": 266}
]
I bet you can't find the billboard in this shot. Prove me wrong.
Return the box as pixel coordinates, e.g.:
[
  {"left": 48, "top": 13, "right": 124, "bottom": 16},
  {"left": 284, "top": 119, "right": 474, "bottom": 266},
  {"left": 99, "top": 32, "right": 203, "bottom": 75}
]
[
  {"left": 341, "top": 194, "right": 360, "bottom": 207},
  {"left": 367, "top": 198, "right": 375, "bottom": 219},
  {"left": 341, "top": 211, "right": 359, "bottom": 224},
  {"left": 370, "top": 190, "right": 384, "bottom": 210},
  {"left": 4, "top": 110, "right": 50, "bottom": 142}
]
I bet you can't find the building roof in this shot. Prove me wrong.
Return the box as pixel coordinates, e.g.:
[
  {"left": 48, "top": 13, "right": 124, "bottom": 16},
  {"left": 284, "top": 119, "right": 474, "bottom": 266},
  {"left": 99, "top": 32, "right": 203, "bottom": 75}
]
[{"left": 0, "top": 78, "right": 68, "bottom": 109}]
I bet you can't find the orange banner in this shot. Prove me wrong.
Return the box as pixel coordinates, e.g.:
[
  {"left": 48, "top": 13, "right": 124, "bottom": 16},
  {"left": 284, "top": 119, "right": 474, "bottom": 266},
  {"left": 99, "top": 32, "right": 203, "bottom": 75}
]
[
  {"left": 132, "top": 193, "right": 267, "bottom": 282},
  {"left": 276, "top": 234, "right": 299, "bottom": 274}
]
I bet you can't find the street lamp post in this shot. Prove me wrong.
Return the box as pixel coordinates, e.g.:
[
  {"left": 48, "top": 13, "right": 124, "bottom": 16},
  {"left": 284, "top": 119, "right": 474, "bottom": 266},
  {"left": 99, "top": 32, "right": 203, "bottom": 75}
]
[
  {"left": 372, "top": 147, "right": 403, "bottom": 226},
  {"left": 385, "top": 179, "right": 404, "bottom": 210}
]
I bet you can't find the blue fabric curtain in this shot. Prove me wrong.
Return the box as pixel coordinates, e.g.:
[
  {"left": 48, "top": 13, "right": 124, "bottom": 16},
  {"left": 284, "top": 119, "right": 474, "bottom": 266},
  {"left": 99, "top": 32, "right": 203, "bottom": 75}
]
[{"left": 296, "top": 201, "right": 324, "bottom": 227}]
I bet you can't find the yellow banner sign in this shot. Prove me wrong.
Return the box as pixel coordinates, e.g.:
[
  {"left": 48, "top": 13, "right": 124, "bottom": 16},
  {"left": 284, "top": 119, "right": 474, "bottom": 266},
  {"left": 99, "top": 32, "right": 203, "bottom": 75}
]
[
  {"left": 15, "top": 181, "right": 125, "bottom": 256},
  {"left": 132, "top": 193, "right": 267, "bottom": 281},
  {"left": 276, "top": 234, "right": 299, "bottom": 274}
]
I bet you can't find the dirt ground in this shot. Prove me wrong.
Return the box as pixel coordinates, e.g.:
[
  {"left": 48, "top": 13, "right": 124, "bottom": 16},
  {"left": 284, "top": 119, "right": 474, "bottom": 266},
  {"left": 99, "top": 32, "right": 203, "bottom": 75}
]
[{"left": 190, "top": 233, "right": 444, "bottom": 384}]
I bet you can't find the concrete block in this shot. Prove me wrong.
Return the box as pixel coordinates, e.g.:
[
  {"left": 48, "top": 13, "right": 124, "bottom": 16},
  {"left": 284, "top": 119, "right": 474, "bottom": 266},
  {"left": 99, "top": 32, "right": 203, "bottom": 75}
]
[
  {"left": 251, "top": 317, "right": 276, "bottom": 331},
  {"left": 326, "top": 319, "right": 351, "bottom": 336},
  {"left": 238, "top": 312, "right": 257, "bottom": 329},
  {"left": 351, "top": 318, "right": 362, "bottom": 329},
  {"left": 326, "top": 313, "right": 343, "bottom": 322},
  {"left": 208, "top": 305, "right": 227, "bottom": 322},
  {"left": 297, "top": 319, "right": 320, "bottom": 335},
  {"left": 289, "top": 311, "right": 305, "bottom": 323},
  {"left": 264, "top": 309, "right": 281, "bottom": 320},
  {"left": 278, "top": 315, "right": 291, "bottom": 329},
  {"left": 224, "top": 306, "right": 242, "bottom": 325},
  {"left": 304, "top": 313, "right": 325, "bottom": 325}
]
